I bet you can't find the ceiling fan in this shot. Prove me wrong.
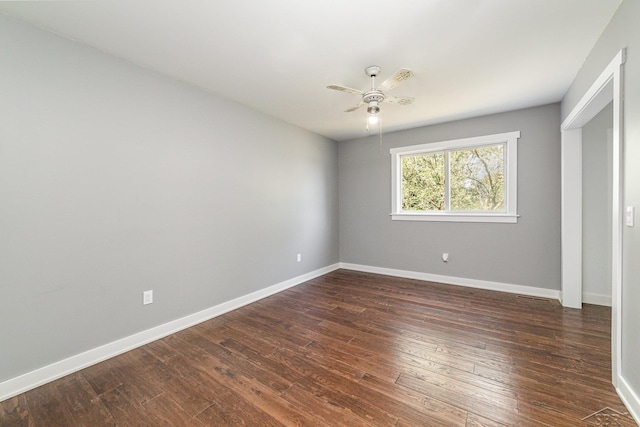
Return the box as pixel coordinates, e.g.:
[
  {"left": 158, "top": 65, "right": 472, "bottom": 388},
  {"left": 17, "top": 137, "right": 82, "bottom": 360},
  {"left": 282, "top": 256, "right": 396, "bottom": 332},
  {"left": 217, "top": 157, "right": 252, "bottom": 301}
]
[{"left": 327, "top": 66, "right": 415, "bottom": 125}]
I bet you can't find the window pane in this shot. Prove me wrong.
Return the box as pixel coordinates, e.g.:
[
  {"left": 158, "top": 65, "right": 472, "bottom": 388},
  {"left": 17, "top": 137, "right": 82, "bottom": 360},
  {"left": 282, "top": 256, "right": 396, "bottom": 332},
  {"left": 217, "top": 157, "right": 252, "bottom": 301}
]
[
  {"left": 401, "top": 153, "right": 445, "bottom": 211},
  {"left": 449, "top": 144, "right": 505, "bottom": 211}
]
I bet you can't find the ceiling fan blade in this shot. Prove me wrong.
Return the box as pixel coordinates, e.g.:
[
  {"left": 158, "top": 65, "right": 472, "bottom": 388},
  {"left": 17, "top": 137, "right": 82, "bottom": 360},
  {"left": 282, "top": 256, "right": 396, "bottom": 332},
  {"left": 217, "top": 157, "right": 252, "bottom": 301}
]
[
  {"left": 378, "top": 69, "right": 414, "bottom": 92},
  {"left": 384, "top": 95, "right": 415, "bottom": 106},
  {"left": 327, "top": 84, "right": 364, "bottom": 96},
  {"left": 345, "top": 101, "right": 365, "bottom": 112}
]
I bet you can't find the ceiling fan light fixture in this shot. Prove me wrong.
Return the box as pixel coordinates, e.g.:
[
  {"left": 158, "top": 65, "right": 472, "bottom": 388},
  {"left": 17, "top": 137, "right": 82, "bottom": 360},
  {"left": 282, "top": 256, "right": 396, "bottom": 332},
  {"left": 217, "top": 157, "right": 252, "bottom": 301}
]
[{"left": 367, "top": 102, "right": 380, "bottom": 125}]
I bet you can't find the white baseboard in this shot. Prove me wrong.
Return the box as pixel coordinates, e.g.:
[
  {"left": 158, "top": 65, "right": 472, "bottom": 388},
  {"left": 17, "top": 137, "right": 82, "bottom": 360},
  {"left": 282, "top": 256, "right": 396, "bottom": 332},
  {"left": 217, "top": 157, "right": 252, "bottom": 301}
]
[
  {"left": 339, "top": 262, "right": 561, "bottom": 301},
  {"left": 583, "top": 292, "right": 612, "bottom": 306},
  {"left": 618, "top": 375, "right": 640, "bottom": 425},
  {"left": 0, "top": 263, "right": 340, "bottom": 402}
]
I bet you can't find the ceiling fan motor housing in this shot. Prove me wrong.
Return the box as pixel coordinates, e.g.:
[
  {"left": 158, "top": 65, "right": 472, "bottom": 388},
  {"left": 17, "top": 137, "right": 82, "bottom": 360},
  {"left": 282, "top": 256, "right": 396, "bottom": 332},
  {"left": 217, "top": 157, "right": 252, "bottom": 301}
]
[{"left": 363, "top": 90, "right": 385, "bottom": 104}]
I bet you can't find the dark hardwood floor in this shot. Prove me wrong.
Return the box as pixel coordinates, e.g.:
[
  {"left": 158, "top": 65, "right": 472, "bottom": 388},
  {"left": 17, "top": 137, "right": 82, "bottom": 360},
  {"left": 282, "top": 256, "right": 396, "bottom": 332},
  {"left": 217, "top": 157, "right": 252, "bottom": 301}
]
[{"left": 1, "top": 269, "right": 637, "bottom": 426}]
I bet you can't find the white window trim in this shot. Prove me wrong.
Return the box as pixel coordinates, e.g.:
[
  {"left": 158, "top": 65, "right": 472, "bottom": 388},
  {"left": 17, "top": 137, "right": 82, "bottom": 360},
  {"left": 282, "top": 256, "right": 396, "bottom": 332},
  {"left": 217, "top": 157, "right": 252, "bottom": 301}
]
[{"left": 390, "top": 131, "right": 520, "bottom": 223}]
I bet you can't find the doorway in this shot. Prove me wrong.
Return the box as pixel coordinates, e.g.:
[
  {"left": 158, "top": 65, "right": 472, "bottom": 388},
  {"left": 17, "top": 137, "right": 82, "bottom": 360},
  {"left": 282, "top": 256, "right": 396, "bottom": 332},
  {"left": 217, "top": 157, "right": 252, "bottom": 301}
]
[
  {"left": 560, "top": 49, "right": 625, "bottom": 386},
  {"left": 582, "top": 105, "right": 613, "bottom": 306}
]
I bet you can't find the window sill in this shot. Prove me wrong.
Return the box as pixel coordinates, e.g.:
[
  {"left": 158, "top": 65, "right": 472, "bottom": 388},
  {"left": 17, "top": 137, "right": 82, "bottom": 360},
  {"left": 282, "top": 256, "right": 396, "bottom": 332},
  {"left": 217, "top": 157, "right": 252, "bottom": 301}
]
[{"left": 390, "top": 212, "right": 518, "bottom": 223}]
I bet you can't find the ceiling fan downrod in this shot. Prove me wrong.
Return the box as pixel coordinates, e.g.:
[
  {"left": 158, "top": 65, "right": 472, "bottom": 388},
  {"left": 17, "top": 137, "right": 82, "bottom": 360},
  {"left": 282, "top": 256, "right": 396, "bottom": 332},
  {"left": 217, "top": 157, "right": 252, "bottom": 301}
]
[{"left": 364, "top": 66, "right": 384, "bottom": 115}]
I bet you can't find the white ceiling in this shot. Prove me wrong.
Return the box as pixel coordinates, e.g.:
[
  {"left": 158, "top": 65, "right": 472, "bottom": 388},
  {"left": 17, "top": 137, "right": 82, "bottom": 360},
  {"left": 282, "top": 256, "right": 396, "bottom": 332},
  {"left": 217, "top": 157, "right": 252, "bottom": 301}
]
[{"left": 0, "top": 0, "right": 622, "bottom": 141}]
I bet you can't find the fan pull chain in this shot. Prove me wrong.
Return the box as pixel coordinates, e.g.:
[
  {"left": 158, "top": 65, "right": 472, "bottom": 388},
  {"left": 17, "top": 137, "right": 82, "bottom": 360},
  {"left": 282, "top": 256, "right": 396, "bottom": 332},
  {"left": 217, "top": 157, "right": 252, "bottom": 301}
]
[
  {"left": 378, "top": 112, "right": 383, "bottom": 153},
  {"left": 365, "top": 113, "right": 383, "bottom": 152}
]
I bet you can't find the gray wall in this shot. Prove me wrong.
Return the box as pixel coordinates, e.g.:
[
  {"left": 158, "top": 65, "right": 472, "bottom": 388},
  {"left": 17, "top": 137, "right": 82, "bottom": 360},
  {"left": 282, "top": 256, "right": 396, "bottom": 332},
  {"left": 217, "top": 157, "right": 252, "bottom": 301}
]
[
  {"left": 561, "top": 0, "right": 640, "bottom": 406},
  {"left": 582, "top": 103, "right": 613, "bottom": 303},
  {"left": 339, "top": 104, "right": 561, "bottom": 290},
  {"left": 0, "top": 14, "right": 338, "bottom": 382}
]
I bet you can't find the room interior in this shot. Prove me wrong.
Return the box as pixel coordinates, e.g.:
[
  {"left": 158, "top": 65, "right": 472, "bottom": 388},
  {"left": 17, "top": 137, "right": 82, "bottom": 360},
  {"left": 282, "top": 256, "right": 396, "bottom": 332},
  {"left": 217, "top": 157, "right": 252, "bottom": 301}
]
[{"left": 1, "top": 0, "right": 639, "bottom": 425}]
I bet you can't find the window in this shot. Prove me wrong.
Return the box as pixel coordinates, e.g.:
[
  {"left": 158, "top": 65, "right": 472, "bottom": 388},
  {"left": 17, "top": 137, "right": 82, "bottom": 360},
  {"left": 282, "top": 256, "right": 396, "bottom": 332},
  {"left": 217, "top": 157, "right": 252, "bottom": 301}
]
[{"left": 390, "top": 131, "right": 520, "bottom": 222}]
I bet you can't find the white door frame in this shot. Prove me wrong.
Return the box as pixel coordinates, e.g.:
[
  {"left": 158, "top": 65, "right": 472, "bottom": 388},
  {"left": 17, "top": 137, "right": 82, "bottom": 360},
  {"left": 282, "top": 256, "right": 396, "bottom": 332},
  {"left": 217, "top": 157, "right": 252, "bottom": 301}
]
[{"left": 561, "top": 49, "right": 625, "bottom": 386}]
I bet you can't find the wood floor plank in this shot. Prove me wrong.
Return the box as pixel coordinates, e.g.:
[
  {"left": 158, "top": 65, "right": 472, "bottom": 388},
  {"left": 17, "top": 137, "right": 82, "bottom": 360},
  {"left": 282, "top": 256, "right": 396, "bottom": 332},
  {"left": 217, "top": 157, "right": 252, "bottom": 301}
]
[
  {"left": 358, "top": 372, "right": 469, "bottom": 426},
  {"left": 204, "top": 366, "right": 332, "bottom": 427},
  {"left": 280, "top": 383, "right": 372, "bottom": 426},
  {"left": 142, "top": 360, "right": 213, "bottom": 417},
  {"left": 82, "top": 350, "right": 164, "bottom": 404},
  {"left": 95, "top": 385, "right": 145, "bottom": 425},
  {"left": 268, "top": 347, "right": 399, "bottom": 426},
  {"left": 0, "top": 395, "right": 30, "bottom": 427},
  {"left": 55, "top": 374, "right": 116, "bottom": 426},
  {"left": 175, "top": 327, "right": 294, "bottom": 394},
  {"left": 25, "top": 380, "right": 77, "bottom": 427},
  {"left": 1, "top": 269, "right": 636, "bottom": 426},
  {"left": 140, "top": 393, "right": 203, "bottom": 426},
  {"left": 473, "top": 362, "right": 629, "bottom": 414}
]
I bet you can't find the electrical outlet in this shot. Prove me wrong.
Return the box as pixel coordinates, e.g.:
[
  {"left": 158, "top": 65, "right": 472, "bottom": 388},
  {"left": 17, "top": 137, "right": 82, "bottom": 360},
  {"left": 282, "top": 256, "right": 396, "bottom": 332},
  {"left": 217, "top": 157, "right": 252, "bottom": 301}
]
[
  {"left": 143, "top": 290, "right": 153, "bottom": 305},
  {"left": 297, "top": 253, "right": 302, "bottom": 262}
]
